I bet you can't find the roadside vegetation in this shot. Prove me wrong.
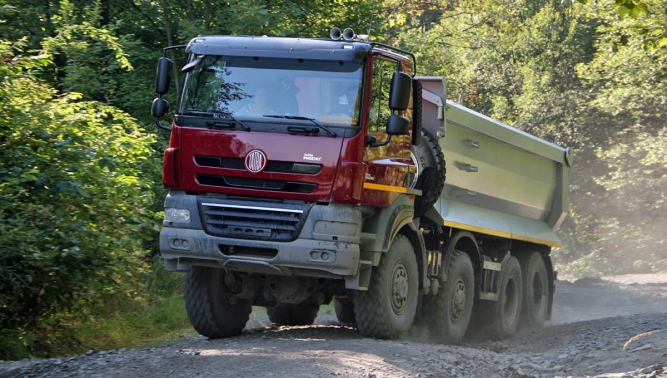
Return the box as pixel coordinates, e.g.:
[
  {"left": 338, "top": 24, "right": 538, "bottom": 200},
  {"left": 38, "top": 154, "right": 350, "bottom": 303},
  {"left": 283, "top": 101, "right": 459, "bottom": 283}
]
[{"left": 1, "top": 0, "right": 665, "bottom": 360}]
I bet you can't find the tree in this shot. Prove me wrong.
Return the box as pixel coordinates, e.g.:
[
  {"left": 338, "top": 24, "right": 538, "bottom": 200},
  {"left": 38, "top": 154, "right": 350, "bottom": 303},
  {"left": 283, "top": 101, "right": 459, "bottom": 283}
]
[
  {"left": 567, "top": 0, "right": 667, "bottom": 274},
  {"left": 0, "top": 38, "right": 158, "bottom": 358}
]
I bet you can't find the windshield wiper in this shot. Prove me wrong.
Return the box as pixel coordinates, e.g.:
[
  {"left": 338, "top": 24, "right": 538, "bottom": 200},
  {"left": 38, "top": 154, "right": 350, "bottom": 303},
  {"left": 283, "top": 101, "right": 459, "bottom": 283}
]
[
  {"left": 181, "top": 110, "right": 251, "bottom": 131},
  {"left": 226, "top": 115, "right": 251, "bottom": 131},
  {"left": 263, "top": 115, "right": 336, "bottom": 137}
]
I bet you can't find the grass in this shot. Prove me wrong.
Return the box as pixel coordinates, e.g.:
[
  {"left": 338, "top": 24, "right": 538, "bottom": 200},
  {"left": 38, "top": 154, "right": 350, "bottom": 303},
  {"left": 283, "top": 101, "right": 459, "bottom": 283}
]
[
  {"left": 72, "top": 300, "right": 337, "bottom": 354},
  {"left": 71, "top": 295, "right": 196, "bottom": 353},
  {"left": 5, "top": 251, "right": 340, "bottom": 361}
]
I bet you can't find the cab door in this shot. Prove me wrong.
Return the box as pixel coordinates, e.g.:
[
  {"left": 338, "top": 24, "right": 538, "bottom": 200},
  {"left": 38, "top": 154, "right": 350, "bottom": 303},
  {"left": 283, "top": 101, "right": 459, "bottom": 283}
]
[{"left": 361, "top": 55, "right": 414, "bottom": 207}]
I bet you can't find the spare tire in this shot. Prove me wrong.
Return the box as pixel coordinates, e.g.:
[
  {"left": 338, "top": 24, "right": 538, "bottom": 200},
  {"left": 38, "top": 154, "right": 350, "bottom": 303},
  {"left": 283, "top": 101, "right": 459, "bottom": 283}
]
[{"left": 411, "top": 128, "right": 446, "bottom": 216}]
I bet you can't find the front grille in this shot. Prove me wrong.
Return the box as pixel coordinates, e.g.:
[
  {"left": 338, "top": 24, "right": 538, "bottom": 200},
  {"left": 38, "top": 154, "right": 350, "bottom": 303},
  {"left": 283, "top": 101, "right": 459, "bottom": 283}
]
[
  {"left": 199, "top": 198, "right": 311, "bottom": 242},
  {"left": 197, "top": 174, "right": 316, "bottom": 193},
  {"left": 195, "top": 156, "right": 321, "bottom": 174}
]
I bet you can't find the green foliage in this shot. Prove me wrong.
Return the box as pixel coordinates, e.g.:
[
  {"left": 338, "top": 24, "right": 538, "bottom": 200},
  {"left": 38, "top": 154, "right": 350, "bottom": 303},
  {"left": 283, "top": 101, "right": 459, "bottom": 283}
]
[
  {"left": 397, "top": 0, "right": 667, "bottom": 277},
  {"left": 0, "top": 38, "right": 159, "bottom": 359},
  {"left": 398, "top": 0, "right": 593, "bottom": 147},
  {"left": 562, "top": 0, "right": 667, "bottom": 277},
  {"left": 67, "top": 256, "right": 189, "bottom": 355},
  {"left": 41, "top": 1, "right": 133, "bottom": 103}
]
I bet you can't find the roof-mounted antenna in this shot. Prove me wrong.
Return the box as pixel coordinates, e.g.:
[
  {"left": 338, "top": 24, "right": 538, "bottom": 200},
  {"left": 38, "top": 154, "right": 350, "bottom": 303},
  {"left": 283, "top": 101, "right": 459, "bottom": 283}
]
[{"left": 366, "top": 2, "right": 377, "bottom": 40}]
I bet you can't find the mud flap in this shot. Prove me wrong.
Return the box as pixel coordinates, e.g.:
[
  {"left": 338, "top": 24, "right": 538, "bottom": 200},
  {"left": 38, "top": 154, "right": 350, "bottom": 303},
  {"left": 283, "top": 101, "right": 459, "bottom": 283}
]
[{"left": 345, "top": 259, "right": 373, "bottom": 290}]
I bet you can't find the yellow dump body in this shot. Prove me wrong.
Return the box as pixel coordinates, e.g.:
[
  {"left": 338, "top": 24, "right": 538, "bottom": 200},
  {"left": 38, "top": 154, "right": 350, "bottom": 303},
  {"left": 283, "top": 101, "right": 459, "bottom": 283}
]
[{"left": 417, "top": 76, "right": 570, "bottom": 247}]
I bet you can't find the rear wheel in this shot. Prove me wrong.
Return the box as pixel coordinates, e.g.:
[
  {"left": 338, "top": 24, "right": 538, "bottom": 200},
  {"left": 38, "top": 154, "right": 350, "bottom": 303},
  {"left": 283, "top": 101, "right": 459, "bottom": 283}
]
[
  {"left": 184, "top": 266, "right": 252, "bottom": 338},
  {"left": 520, "top": 252, "right": 549, "bottom": 328},
  {"left": 267, "top": 303, "right": 320, "bottom": 326},
  {"left": 425, "top": 251, "right": 475, "bottom": 343},
  {"left": 353, "top": 235, "right": 419, "bottom": 339},
  {"left": 334, "top": 297, "right": 356, "bottom": 325},
  {"left": 486, "top": 256, "right": 523, "bottom": 339}
]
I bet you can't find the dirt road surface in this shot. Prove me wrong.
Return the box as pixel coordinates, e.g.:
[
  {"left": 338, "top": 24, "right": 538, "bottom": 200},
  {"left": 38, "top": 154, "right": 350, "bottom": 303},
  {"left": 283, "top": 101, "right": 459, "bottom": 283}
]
[{"left": 2, "top": 274, "right": 666, "bottom": 378}]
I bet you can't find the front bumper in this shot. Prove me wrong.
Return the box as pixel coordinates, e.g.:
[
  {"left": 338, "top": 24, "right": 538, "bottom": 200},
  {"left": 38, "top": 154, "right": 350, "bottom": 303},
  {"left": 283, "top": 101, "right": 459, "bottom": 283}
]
[
  {"left": 160, "top": 191, "right": 362, "bottom": 278},
  {"left": 161, "top": 228, "right": 360, "bottom": 277}
]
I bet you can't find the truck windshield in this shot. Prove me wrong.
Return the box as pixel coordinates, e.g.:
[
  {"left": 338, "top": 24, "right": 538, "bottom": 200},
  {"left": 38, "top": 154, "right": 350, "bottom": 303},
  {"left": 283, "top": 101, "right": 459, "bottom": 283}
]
[{"left": 179, "top": 55, "right": 363, "bottom": 127}]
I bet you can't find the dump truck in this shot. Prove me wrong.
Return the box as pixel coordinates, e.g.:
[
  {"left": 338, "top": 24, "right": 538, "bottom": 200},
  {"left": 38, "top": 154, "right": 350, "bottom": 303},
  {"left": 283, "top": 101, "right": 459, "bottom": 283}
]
[{"left": 151, "top": 28, "right": 571, "bottom": 342}]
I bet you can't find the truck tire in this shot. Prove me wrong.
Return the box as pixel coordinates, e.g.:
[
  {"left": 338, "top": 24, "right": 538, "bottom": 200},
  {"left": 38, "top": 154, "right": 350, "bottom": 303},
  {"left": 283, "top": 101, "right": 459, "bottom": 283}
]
[
  {"left": 184, "top": 266, "right": 252, "bottom": 338},
  {"left": 424, "top": 251, "right": 474, "bottom": 343},
  {"left": 334, "top": 297, "right": 356, "bottom": 325},
  {"left": 412, "top": 129, "right": 446, "bottom": 217},
  {"left": 353, "top": 234, "right": 418, "bottom": 339},
  {"left": 266, "top": 303, "right": 319, "bottom": 326},
  {"left": 520, "top": 251, "right": 549, "bottom": 328},
  {"left": 482, "top": 256, "right": 523, "bottom": 339},
  {"left": 411, "top": 80, "right": 422, "bottom": 146}
]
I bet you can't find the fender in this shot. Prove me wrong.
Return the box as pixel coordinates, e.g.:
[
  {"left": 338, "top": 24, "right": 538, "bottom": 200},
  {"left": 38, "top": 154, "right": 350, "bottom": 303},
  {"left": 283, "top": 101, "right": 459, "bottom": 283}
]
[
  {"left": 398, "top": 221, "right": 428, "bottom": 292},
  {"left": 359, "top": 194, "right": 428, "bottom": 290},
  {"left": 441, "top": 230, "right": 481, "bottom": 284},
  {"left": 360, "top": 194, "right": 415, "bottom": 254}
]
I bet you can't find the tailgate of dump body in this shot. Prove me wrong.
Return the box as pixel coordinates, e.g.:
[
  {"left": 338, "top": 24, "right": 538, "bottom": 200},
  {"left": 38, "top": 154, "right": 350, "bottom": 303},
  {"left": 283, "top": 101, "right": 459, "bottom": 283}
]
[{"left": 416, "top": 76, "right": 570, "bottom": 247}]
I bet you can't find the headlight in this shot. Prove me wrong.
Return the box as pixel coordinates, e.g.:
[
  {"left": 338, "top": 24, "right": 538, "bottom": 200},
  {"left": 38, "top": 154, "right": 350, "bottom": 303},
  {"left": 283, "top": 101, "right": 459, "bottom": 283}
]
[{"left": 164, "top": 208, "right": 191, "bottom": 223}]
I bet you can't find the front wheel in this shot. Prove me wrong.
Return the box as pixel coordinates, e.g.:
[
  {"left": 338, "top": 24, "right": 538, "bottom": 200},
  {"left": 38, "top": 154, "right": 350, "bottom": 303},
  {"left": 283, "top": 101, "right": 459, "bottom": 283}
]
[
  {"left": 184, "top": 266, "right": 252, "bottom": 338},
  {"left": 353, "top": 234, "right": 419, "bottom": 339},
  {"left": 425, "top": 251, "right": 475, "bottom": 344}
]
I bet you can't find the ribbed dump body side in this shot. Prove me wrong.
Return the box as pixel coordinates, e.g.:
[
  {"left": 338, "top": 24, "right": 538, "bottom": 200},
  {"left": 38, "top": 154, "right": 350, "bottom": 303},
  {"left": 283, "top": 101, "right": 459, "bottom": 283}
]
[{"left": 416, "top": 76, "right": 570, "bottom": 247}]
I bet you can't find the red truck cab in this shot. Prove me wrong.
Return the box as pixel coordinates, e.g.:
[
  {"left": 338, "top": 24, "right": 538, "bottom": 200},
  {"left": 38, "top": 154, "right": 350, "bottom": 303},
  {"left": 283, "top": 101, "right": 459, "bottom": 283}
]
[{"left": 155, "top": 35, "right": 419, "bottom": 284}]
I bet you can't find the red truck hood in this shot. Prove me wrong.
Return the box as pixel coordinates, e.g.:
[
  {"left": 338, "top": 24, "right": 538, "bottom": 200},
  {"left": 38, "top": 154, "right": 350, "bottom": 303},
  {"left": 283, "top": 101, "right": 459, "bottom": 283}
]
[{"left": 177, "top": 127, "right": 345, "bottom": 201}]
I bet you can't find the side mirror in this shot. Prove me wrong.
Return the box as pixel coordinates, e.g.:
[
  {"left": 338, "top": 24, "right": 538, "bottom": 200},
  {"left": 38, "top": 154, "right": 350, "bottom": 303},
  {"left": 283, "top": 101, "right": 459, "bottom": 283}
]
[
  {"left": 151, "top": 98, "right": 172, "bottom": 132},
  {"left": 368, "top": 115, "right": 410, "bottom": 147},
  {"left": 389, "top": 71, "right": 411, "bottom": 111},
  {"left": 387, "top": 114, "right": 409, "bottom": 135},
  {"left": 151, "top": 98, "right": 169, "bottom": 118},
  {"left": 155, "top": 57, "right": 173, "bottom": 95}
]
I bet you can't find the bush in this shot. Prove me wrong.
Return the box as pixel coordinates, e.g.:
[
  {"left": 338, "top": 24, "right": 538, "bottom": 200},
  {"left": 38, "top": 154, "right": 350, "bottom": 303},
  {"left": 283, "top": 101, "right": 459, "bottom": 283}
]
[{"left": 0, "top": 39, "right": 159, "bottom": 359}]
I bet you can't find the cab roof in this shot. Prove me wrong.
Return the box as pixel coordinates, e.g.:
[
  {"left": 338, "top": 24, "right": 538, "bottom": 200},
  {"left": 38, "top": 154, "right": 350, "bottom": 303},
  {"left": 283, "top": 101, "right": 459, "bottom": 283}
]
[{"left": 186, "top": 35, "right": 373, "bottom": 61}]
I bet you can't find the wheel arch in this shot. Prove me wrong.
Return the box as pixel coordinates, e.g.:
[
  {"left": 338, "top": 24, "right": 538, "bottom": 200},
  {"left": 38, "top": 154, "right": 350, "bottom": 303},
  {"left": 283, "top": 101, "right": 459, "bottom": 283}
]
[
  {"left": 396, "top": 223, "right": 427, "bottom": 292},
  {"left": 442, "top": 230, "right": 482, "bottom": 289}
]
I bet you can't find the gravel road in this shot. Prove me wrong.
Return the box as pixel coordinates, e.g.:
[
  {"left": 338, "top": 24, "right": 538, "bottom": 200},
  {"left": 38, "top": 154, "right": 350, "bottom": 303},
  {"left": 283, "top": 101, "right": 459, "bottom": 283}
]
[{"left": 2, "top": 274, "right": 666, "bottom": 378}]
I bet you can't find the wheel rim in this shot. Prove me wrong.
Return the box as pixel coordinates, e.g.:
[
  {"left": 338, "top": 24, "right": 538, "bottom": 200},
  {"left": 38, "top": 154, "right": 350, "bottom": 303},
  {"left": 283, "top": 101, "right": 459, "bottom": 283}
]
[
  {"left": 391, "top": 261, "right": 410, "bottom": 315},
  {"left": 450, "top": 277, "right": 467, "bottom": 324},
  {"left": 502, "top": 276, "right": 519, "bottom": 326}
]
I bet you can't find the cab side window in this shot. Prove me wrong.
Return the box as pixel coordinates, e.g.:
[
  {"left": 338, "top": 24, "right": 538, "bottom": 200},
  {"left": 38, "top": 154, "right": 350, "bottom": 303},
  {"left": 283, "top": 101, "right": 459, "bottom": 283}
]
[{"left": 369, "top": 57, "right": 397, "bottom": 132}]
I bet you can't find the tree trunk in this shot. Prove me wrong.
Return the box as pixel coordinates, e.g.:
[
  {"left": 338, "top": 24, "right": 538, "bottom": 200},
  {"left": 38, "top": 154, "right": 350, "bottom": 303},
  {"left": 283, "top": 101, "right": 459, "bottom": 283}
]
[{"left": 160, "top": 0, "right": 181, "bottom": 98}]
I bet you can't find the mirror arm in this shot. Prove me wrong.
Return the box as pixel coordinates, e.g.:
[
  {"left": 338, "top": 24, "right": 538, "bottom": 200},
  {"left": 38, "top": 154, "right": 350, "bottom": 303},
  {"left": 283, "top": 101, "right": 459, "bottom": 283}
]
[
  {"left": 155, "top": 118, "right": 172, "bottom": 132},
  {"left": 163, "top": 44, "right": 187, "bottom": 57},
  {"left": 367, "top": 135, "right": 391, "bottom": 147}
]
